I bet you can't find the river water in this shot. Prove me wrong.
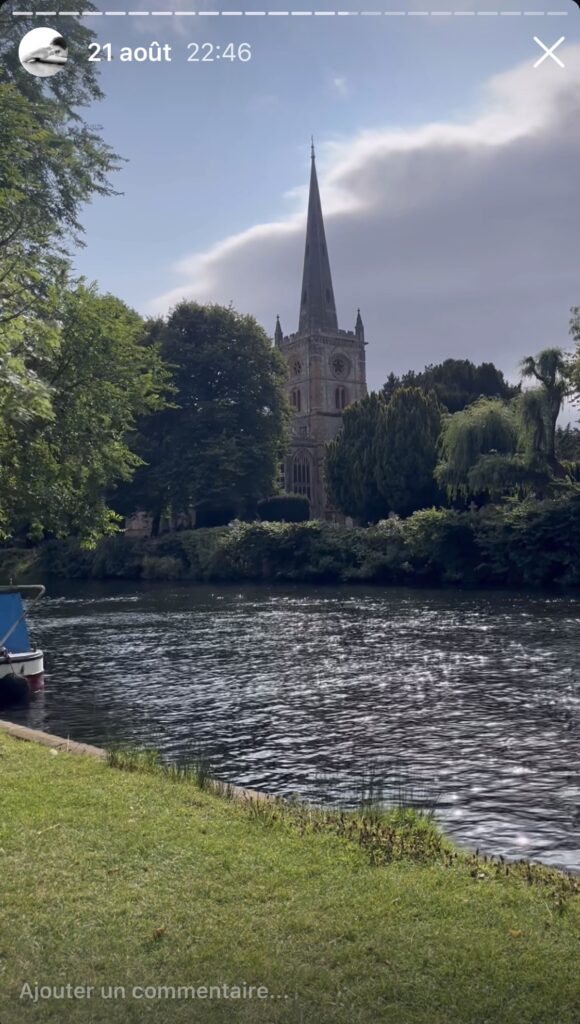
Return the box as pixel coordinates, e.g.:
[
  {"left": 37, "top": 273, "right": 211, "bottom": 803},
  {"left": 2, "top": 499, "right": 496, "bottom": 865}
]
[{"left": 8, "top": 582, "right": 580, "bottom": 871}]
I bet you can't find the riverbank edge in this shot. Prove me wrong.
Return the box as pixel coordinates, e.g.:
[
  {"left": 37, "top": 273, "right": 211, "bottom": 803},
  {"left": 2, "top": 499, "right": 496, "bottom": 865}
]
[
  {"left": 0, "top": 719, "right": 266, "bottom": 803},
  {"left": 2, "top": 719, "right": 578, "bottom": 896},
  {"left": 2, "top": 733, "right": 579, "bottom": 1024},
  {"left": 0, "top": 719, "right": 106, "bottom": 759}
]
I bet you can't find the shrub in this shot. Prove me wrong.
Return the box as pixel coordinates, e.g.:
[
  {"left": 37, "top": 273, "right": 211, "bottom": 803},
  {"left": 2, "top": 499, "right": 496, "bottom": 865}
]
[
  {"left": 403, "top": 508, "right": 479, "bottom": 584},
  {"left": 177, "top": 528, "right": 230, "bottom": 580},
  {"left": 194, "top": 504, "right": 238, "bottom": 529},
  {"left": 257, "top": 493, "right": 310, "bottom": 523},
  {"left": 474, "top": 490, "right": 580, "bottom": 587},
  {"left": 141, "top": 555, "right": 182, "bottom": 580},
  {"left": 20, "top": 490, "right": 580, "bottom": 589},
  {"left": 91, "top": 535, "right": 145, "bottom": 579},
  {"left": 40, "top": 539, "right": 94, "bottom": 579}
]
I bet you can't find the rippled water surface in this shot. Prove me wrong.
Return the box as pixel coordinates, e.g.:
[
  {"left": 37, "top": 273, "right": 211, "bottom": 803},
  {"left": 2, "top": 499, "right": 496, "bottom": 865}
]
[{"left": 9, "top": 582, "right": 580, "bottom": 870}]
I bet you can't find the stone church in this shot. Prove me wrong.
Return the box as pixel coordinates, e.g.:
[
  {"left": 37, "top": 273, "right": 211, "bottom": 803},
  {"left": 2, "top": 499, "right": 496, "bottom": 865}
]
[{"left": 274, "top": 145, "right": 368, "bottom": 520}]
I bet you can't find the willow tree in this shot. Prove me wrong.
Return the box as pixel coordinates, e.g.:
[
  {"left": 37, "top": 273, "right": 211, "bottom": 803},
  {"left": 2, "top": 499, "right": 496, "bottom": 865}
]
[
  {"left": 519, "top": 348, "right": 569, "bottom": 477},
  {"left": 435, "top": 398, "right": 520, "bottom": 501}
]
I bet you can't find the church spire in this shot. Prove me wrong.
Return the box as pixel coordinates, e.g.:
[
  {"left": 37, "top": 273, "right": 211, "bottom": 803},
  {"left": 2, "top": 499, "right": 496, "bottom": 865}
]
[
  {"left": 298, "top": 143, "right": 338, "bottom": 334},
  {"left": 355, "top": 308, "right": 365, "bottom": 344},
  {"left": 274, "top": 314, "right": 283, "bottom": 347}
]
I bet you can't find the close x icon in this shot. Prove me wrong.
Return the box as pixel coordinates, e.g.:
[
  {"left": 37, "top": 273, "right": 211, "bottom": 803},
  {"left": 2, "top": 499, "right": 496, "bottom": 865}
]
[{"left": 533, "top": 36, "right": 566, "bottom": 69}]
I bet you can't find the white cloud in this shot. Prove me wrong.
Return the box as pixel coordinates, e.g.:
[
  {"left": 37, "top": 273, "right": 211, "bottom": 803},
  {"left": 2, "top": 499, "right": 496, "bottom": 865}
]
[{"left": 150, "top": 50, "right": 580, "bottom": 396}]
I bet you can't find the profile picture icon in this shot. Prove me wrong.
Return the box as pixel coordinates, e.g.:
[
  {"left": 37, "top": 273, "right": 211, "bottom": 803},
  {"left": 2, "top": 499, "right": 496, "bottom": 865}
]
[{"left": 18, "top": 27, "right": 68, "bottom": 77}]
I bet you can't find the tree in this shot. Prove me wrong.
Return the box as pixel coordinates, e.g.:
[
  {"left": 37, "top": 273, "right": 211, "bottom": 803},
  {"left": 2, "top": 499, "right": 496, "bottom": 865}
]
[
  {"left": 375, "top": 388, "right": 442, "bottom": 516},
  {"left": 115, "top": 303, "right": 289, "bottom": 529},
  {"left": 0, "top": 6, "right": 120, "bottom": 436},
  {"left": 519, "top": 348, "right": 569, "bottom": 476},
  {"left": 0, "top": 5, "right": 117, "bottom": 216},
  {"left": 566, "top": 306, "right": 580, "bottom": 410},
  {"left": 0, "top": 86, "right": 69, "bottom": 439},
  {"left": 326, "top": 389, "right": 442, "bottom": 521},
  {"left": 382, "top": 359, "right": 518, "bottom": 413},
  {"left": 0, "top": 285, "right": 169, "bottom": 541},
  {"left": 435, "top": 399, "right": 520, "bottom": 502},
  {"left": 325, "top": 393, "right": 388, "bottom": 523},
  {"left": 0, "top": 6, "right": 119, "bottom": 310},
  {"left": 0, "top": 7, "right": 129, "bottom": 540},
  {"left": 556, "top": 424, "right": 580, "bottom": 462}
]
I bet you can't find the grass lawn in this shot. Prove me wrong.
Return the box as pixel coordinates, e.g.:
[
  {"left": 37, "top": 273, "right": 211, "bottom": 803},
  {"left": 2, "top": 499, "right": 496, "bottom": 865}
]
[{"left": 1, "top": 733, "right": 579, "bottom": 1024}]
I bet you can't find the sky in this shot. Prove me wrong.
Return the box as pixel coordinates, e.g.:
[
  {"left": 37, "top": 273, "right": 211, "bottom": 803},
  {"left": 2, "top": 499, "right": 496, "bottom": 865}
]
[{"left": 17, "top": 1, "right": 580, "bottom": 395}]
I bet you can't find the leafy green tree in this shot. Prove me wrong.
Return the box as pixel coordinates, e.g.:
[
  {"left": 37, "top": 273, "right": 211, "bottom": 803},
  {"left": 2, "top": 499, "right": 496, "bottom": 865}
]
[
  {"left": 0, "top": 86, "right": 67, "bottom": 441},
  {"left": 519, "top": 348, "right": 569, "bottom": 477},
  {"left": 0, "top": 7, "right": 128, "bottom": 540},
  {"left": 0, "top": 5, "right": 119, "bottom": 307},
  {"left": 326, "top": 389, "right": 442, "bottom": 521},
  {"left": 375, "top": 388, "right": 442, "bottom": 515},
  {"left": 0, "top": 285, "right": 169, "bottom": 541},
  {"left": 382, "top": 359, "right": 518, "bottom": 413},
  {"left": 556, "top": 424, "right": 580, "bottom": 462},
  {"left": 0, "top": 4, "right": 117, "bottom": 223},
  {"left": 116, "top": 303, "right": 289, "bottom": 529},
  {"left": 0, "top": 6, "right": 119, "bottom": 433},
  {"left": 436, "top": 351, "right": 573, "bottom": 504},
  {"left": 325, "top": 393, "right": 388, "bottom": 523},
  {"left": 435, "top": 399, "right": 520, "bottom": 501},
  {"left": 570, "top": 306, "right": 580, "bottom": 401}
]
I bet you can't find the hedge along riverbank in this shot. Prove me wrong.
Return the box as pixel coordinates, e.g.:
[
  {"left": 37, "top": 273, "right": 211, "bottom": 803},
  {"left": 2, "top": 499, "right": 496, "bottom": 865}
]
[{"left": 2, "top": 491, "right": 580, "bottom": 588}]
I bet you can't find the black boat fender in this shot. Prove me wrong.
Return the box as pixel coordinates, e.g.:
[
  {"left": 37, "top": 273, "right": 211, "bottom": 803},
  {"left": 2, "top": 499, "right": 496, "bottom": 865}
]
[{"left": 0, "top": 672, "right": 30, "bottom": 708}]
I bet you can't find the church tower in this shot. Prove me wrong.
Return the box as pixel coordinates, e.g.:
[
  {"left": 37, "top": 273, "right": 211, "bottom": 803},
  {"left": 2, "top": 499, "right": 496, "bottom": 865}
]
[{"left": 275, "top": 144, "right": 367, "bottom": 520}]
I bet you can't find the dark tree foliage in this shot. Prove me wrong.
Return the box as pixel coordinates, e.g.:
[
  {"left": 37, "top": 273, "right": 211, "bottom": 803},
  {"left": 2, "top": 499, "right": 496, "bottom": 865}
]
[
  {"left": 519, "top": 348, "right": 569, "bottom": 477},
  {"left": 325, "top": 393, "right": 389, "bottom": 523},
  {"left": 570, "top": 306, "right": 580, "bottom": 403},
  {"left": 382, "top": 359, "right": 519, "bottom": 413},
  {"left": 194, "top": 504, "right": 239, "bottom": 529},
  {"left": 257, "top": 494, "right": 310, "bottom": 523},
  {"left": 326, "top": 389, "right": 441, "bottom": 522},
  {"left": 114, "top": 303, "right": 289, "bottom": 529},
  {"left": 376, "top": 388, "right": 442, "bottom": 516},
  {"left": 556, "top": 425, "right": 580, "bottom": 461}
]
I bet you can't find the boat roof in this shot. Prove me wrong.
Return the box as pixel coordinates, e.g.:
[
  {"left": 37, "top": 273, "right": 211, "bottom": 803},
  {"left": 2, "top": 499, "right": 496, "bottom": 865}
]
[
  {"left": 0, "top": 586, "right": 44, "bottom": 654},
  {"left": 0, "top": 593, "right": 31, "bottom": 653}
]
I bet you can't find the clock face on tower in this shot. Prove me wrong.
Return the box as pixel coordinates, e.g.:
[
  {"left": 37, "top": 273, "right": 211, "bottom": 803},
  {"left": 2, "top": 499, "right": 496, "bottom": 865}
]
[{"left": 331, "top": 355, "right": 349, "bottom": 379}]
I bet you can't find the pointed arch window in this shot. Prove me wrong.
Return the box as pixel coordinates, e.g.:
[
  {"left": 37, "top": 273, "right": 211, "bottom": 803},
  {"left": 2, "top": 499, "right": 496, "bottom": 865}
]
[
  {"left": 291, "top": 388, "right": 301, "bottom": 412},
  {"left": 293, "top": 451, "right": 312, "bottom": 501},
  {"left": 335, "top": 386, "right": 347, "bottom": 411}
]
